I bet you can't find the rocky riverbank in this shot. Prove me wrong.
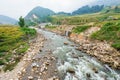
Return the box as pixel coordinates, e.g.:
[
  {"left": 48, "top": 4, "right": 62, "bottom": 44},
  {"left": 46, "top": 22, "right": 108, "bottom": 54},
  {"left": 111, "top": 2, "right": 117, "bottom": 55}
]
[
  {"left": 0, "top": 32, "right": 46, "bottom": 80},
  {"left": 45, "top": 26, "right": 120, "bottom": 69}
]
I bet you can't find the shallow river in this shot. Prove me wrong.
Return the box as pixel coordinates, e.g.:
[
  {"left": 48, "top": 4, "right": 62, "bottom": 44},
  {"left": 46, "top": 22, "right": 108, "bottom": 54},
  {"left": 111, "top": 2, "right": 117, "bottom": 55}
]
[
  {"left": 22, "top": 28, "right": 120, "bottom": 80},
  {"left": 38, "top": 29, "right": 120, "bottom": 80}
]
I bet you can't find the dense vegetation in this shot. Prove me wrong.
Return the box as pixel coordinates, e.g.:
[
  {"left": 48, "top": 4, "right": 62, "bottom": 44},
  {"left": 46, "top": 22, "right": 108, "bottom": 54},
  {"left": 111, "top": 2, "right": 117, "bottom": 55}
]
[
  {"left": 91, "top": 22, "right": 120, "bottom": 50},
  {"left": 0, "top": 25, "right": 36, "bottom": 71}
]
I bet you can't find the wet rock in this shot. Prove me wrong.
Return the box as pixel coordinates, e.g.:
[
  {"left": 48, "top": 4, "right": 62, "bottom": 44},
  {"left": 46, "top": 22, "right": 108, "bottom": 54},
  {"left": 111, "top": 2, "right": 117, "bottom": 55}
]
[
  {"left": 66, "top": 68, "right": 75, "bottom": 74},
  {"left": 72, "top": 54, "right": 79, "bottom": 59},
  {"left": 64, "top": 42, "right": 68, "bottom": 45},
  {"left": 70, "top": 44, "right": 75, "bottom": 47},
  {"left": 39, "top": 49, "right": 42, "bottom": 52},
  {"left": 86, "top": 73, "right": 91, "bottom": 78},
  {"left": 92, "top": 67, "right": 98, "bottom": 73},
  {"left": 75, "top": 47, "right": 80, "bottom": 50}
]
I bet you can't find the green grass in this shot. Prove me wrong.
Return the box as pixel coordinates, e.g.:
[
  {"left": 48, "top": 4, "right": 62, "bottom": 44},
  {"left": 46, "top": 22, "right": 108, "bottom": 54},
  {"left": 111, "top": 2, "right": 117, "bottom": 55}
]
[
  {"left": 50, "top": 13, "right": 120, "bottom": 25},
  {"left": 72, "top": 25, "right": 91, "bottom": 34},
  {"left": 0, "top": 25, "right": 36, "bottom": 71},
  {"left": 91, "top": 22, "right": 120, "bottom": 50}
]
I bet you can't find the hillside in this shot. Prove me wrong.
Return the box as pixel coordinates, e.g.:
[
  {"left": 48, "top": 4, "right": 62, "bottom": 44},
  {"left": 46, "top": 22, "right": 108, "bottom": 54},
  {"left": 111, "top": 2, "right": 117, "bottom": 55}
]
[
  {"left": 25, "top": 6, "right": 55, "bottom": 24},
  {"left": 72, "top": 5, "right": 104, "bottom": 15},
  {"left": 0, "top": 15, "right": 17, "bottom": 24}
]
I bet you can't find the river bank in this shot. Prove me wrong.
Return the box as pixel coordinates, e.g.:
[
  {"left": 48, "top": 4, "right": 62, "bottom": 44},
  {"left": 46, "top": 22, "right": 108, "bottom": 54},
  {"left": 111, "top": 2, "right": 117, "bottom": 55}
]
[
  {"left": 0, "top": 32, "right": 45, "bottom": 80},
  {"left": 44, "top": 26, "right": 120, "bottom": 69}
]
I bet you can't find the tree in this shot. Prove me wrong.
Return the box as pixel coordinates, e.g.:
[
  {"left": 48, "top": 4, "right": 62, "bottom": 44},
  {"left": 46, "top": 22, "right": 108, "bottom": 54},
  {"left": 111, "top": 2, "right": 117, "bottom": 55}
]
[{"left": 18, "top": 16, "right": 25, "bottom": 27}]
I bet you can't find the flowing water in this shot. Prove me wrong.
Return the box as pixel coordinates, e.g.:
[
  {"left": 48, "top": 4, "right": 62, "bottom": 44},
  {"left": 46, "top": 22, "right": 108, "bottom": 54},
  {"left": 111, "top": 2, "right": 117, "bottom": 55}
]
[{"left": 31, "top": 29, "right": 120, "bottom": 80}]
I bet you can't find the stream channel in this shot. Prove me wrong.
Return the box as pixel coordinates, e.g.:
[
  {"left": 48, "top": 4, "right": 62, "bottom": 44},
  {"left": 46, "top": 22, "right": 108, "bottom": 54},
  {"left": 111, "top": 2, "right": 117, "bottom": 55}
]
[{"left": 22, "top": 29, "right": 120, "bottom": 80}]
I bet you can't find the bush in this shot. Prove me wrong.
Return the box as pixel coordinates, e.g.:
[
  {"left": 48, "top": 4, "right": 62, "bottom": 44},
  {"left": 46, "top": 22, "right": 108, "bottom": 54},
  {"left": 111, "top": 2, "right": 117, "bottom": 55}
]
[{"left": 20, "top": 27, "right": 36, "bottom": 36}]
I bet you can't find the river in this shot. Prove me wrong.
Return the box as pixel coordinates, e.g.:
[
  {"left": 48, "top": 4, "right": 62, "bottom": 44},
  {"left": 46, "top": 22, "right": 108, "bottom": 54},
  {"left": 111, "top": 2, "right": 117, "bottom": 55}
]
[{"left": 22, "top": 29, "right": 120, "bottom": 80}]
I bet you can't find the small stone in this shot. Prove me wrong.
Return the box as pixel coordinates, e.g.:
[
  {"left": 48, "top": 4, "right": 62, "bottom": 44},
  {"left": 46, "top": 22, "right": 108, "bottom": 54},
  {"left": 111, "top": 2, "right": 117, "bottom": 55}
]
[{"left": 28, "top": 76, "right": 33, "bottom": 80}]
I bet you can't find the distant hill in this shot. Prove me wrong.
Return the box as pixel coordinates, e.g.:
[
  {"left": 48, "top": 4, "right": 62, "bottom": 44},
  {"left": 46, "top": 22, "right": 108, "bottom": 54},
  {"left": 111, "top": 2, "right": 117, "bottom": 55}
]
[
  {"left": 90, "top": 0, "right": 120, "bottom": 6},
  {"left": 0, "top": 15, "right": 17, "bottom": 24},
  {"left": 72, "top": 5, "right": 104, "bottom": 15},
  {"left": 25, "top": 6, "right": 55, "bottom": 24},
  {"left": 56, "top": 12, "right": 71, "bottom": 16}
]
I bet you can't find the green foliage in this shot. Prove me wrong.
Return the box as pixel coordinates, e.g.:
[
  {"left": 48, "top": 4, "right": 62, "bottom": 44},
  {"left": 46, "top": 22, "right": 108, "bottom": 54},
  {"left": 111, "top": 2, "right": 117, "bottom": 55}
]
[
  {"left": 20, "top": 27, "right": 36, "bottom": 36},
  {"left": 91, "top": 22, "right": 120, "bottom": 49},
  {"left": 72, "top": 25, "right": 90, "bottom": 34},
  {"left": 16, "top": 43, "right": 29, "bottom": 55},
  {"left": 18, "top": 16, "right": 25, "bottom": 27}
]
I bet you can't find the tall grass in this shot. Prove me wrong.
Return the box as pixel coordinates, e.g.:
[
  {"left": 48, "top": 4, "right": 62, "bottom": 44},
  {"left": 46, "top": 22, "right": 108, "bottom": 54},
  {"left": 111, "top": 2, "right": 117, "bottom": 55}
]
[{"left": 0, "top": 25, "right": 36, "bottom": 71}]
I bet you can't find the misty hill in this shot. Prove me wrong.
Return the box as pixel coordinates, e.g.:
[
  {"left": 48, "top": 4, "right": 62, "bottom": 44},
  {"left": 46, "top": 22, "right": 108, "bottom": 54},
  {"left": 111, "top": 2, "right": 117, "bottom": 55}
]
[
  {"left": 25, "top": 6, "right": 55, "bottom": 23},
  {"left": 0, "top": 15, "right": 17, "bottom": 24},
  {"left": 72, "top": 5, "right": 104, "bottom": 15},
  {"left": 91, "top": 0, "right": 120, "bottom": 6}
]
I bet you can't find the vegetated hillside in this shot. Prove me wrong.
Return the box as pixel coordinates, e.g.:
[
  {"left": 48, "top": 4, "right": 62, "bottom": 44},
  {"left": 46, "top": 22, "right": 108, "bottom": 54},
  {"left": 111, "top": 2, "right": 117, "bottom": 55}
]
[
  {"left": 101, "top": 5, "right": 120, "bottom": 13},
  {"left": 50, "top": 5, "right": 120, "bottom": 25},
  {"left": 0, "top": 15, "right": 17, "bottom": 24},
  {"left": 72, "top": 5, "right": 104, "bottom": 15},
  {"left": 25, "top": 6, "right": 55, "bottom": 25},
  {"left": 0, "top": 25, "right": 36, "bottom": 71},
  {"left": 90, "top": 0, "right": 120, "bottom": 6}
]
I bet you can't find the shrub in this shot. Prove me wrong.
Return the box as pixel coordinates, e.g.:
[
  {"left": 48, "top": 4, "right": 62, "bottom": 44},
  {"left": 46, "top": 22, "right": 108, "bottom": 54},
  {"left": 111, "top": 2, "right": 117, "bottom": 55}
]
[{"left": 20, "top": 27, "right": 36, "bottom": 36}]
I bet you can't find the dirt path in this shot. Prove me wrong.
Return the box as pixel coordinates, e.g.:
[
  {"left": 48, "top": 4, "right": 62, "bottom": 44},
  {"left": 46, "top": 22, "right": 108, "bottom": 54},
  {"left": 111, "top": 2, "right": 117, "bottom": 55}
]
[{"left": 0, "top": 33, "right": 45, "bottom": 80}]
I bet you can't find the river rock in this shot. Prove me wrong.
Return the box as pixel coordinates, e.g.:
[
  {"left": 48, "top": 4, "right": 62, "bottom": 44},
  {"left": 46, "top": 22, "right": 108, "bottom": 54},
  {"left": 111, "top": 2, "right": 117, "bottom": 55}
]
[
  {"left": 92, "top": 67, "right": 98, "bottom": 73},
  {"left": 86, "top": 73, "right": 91, "bottom": 78},
  {"left": 64, "top": 42, "right": 68, "bottom": 45}
]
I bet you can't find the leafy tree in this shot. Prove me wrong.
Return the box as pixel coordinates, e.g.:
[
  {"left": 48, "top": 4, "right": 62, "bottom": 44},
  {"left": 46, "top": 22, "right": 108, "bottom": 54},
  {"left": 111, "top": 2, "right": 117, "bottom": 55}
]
[{"left": 18, "top": 16, "right": 25, "bottom": 27}]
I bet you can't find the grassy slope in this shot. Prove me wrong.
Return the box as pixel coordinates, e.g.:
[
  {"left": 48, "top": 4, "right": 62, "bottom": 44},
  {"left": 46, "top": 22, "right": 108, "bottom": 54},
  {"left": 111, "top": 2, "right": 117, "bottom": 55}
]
[
  {"left": 49, "top": 9, "right": 120, "bottom": 50},
  {"left": 91, "top": 22, "right": 120, "bottom": 50},
  {"left": 0, "top": 25, "right": 36, "bottom": 71}
]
